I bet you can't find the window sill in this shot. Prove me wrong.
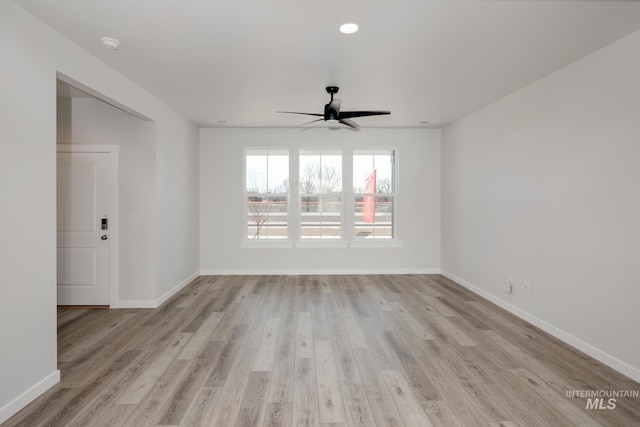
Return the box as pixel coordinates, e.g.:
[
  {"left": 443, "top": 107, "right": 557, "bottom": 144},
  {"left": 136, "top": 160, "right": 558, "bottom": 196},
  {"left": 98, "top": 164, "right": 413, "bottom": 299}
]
[{"left": 239, "top": 239, "right": 401, "bottom": 249}]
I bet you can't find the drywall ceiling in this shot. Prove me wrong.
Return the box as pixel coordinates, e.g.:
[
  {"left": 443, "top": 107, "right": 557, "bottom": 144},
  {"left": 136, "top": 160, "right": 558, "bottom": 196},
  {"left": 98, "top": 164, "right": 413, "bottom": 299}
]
[{"left": 17, "top": 0, "right": 640, "bottom": 128}]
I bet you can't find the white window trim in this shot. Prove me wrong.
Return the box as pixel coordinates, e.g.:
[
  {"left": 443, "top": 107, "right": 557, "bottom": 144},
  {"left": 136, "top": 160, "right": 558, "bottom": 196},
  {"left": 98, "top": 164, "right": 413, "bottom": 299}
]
[
  {"left": 243, "top": 147, "right": 291, "bottom": 243},
  {"left": 298, "top": 147, "right": 344, "bottom": 242},
  {"left": 351, "top": 147, "right": 399, "bottom": 245},
  {"left": 241, "top": 146, "right": 401, "bottom": 248}
]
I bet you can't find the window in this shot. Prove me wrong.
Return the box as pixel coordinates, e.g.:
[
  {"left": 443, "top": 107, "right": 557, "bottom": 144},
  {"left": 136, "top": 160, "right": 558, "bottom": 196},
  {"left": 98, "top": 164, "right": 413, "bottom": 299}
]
[
  {"left": 353, "top": 149, "right": 395, "bottom": 239},
  {"left": 299, "top": 149, "right": 342, "bottom": 239},
  {"left": 245, "top": 149, "right": 289, "bottom": 239},
  {"left": 243, "top": 147, "right": 397, "bottom": 245}
]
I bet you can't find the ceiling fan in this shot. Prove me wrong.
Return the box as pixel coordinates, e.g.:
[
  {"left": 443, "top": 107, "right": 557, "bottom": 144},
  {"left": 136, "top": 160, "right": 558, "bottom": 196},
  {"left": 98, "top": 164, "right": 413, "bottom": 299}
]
[{"left": 278, "top": 86, "right": 390, "bottom": 130}]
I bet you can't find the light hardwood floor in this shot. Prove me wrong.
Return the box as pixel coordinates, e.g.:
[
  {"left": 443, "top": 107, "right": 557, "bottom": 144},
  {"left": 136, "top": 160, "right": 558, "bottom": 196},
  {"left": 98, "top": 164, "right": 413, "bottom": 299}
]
[{"left": 4, "top": 275, "right": 640, "bottom": 426}]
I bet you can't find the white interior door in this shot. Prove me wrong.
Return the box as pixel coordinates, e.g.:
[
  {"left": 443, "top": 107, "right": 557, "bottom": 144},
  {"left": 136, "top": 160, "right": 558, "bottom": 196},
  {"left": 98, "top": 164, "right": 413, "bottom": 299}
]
[{"left": 57, "top": 152, "right": 110, "bottom": 305}]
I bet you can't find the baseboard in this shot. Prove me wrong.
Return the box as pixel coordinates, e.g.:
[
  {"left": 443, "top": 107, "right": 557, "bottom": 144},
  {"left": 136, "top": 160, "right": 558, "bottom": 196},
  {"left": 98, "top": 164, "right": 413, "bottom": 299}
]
[
  {"left": 156, "top": 271, "right": 200, "bottom": 307},
  {"left": 441, "top": 270, "right": 640, "bottom": 384},
  {"left": 199, "top": 268, "right": 441, "bottom": 276},
  {"left": 0, "top": 370, "right": 60, "bottom": 424},
  {"left": 111, "top": 272, "right": 200, "bottom": 309},
  {"left": 113, "top": 299, "right": 158, "bottom": 309}
]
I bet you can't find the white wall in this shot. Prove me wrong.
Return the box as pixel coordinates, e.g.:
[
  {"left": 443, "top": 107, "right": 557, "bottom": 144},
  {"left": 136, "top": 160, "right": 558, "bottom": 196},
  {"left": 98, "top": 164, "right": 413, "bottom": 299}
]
[
  {"left": 442, "top": 30, "right": 640, "bottom": 381},
  {"left": 0, "top": 2, "right": 198, "bottom": 422},
  {"left": 200, "top": 128, "right": 441, "bottom": 274},
  {"left": 57, "top": 98, "right": 158, "bottom": 303},
  {"left": 0, "top": 3, "right": 58, "bottom": 421},
  {"left": 155, "top": 116, "right": 200, "bottom": 302}
]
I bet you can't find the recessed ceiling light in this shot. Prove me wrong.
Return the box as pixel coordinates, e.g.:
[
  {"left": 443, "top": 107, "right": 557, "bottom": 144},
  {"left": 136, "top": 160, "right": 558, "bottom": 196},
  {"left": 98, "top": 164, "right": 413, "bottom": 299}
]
[
  {"left": 100, "top": 37, "right": 120, "bottom": 50},
  {"left": 339, "top": 23, "right": 359, "bottom": 34}
]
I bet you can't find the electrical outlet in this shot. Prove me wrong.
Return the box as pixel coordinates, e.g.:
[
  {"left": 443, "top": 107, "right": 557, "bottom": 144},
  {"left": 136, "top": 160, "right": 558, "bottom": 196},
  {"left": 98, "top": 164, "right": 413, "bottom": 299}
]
[
  {"left": 523, "top": 281, "right": 530, "bottom": 293},
  {"left": 504, "top": 276, "right": 513, "bottom": 294}
]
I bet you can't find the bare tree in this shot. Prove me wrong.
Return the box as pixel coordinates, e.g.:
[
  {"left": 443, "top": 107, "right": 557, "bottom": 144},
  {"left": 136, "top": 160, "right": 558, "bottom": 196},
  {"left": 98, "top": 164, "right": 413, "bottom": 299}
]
[
  {"left": 300, "top": 164, "right": 318, "bottom": 212},
  {"left": 300, "top": 162, "right": 341, "bottom": 212},
  {"left": 320, "top": 164, "right": 341, "bottom": 193},
  {"left": 300, "top": 163, "right": 318, "bottom": 194},
  {"left": 377, "top": 178, "right": 391, "bottom": 194},
  {"left": 248, "top": 199, "right": 269, "bottom": 238},
  {"left": 300, "top": 162, "right": 341, "bottom": 193}
]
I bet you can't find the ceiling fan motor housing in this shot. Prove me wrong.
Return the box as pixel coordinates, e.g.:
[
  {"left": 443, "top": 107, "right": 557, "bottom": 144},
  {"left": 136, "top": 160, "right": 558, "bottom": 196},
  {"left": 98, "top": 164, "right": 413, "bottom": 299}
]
[{"left": 324, "top": 103, "right": 339, "bottom": 120}]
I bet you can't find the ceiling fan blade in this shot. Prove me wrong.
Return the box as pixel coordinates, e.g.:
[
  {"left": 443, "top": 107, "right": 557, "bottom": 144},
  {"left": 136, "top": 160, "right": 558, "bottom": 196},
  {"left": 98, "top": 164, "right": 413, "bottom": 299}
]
[
  {"left": 339, "top": 118, "right": 360, "bottom": 130},
  {"left": 277, "top": 111, "right": 324, "bottom": 117},
  {"left": 339, "top": 110, "right": 391, "bottom": 119},
  {"left": 297, "top": 118, "right": 325, "bottom": 127}
]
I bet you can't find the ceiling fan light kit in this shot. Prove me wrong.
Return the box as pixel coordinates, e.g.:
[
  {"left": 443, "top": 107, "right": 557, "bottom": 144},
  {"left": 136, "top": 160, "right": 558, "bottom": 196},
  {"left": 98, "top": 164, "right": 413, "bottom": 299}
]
[{"left": 277, "top": 86, "right": 390, "bottom": 130}]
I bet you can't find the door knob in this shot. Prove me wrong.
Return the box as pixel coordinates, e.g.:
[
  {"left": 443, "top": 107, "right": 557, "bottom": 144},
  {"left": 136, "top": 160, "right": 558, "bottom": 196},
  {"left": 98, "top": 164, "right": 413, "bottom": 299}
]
[{"left": 101, "top": 235, "right": 108, "bottom": 240}]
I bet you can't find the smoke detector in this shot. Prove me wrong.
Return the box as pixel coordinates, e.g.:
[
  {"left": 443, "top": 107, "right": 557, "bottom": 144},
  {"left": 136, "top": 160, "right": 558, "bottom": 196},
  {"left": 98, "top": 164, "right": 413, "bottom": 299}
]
[{"left": 100, "top": 37, "right": 120, "bottom": 50}]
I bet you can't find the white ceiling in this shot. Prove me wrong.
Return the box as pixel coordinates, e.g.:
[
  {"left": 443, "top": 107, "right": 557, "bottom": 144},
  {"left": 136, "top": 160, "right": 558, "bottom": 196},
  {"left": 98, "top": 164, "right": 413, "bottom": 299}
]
[{"left": 17, "top": 0, "right": 640, "bottom": 128}]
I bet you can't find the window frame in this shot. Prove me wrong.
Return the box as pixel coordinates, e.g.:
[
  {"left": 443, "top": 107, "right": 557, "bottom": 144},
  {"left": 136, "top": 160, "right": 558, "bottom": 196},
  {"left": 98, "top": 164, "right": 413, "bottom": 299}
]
[
  {"left": 242, "top": 147, "right": 292, "bottom": 247},
  {"left": 351, "top": 148, "right": 399, "bottom": 245},
  {"left": 241, "top": 146, "right": 400, "bottom": 249},
  {"left": 298, "top": 148, "right": 344, "bottom": 242}
]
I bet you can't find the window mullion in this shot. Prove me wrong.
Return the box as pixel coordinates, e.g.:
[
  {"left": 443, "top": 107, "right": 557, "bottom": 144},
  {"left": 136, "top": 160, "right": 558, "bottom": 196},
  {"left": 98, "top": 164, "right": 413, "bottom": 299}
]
[
  {"left": 290, "top": 146, "right": 300, "bottom": 242},
  {"left": 343, "top": 146, "right": 354, "bottom": 242}
]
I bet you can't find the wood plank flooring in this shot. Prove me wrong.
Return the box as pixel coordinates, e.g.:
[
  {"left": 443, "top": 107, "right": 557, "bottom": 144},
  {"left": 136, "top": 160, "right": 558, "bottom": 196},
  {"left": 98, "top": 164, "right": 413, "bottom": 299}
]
[{"left": 4, "top": 274, "right": 640, "bottom": 426}]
